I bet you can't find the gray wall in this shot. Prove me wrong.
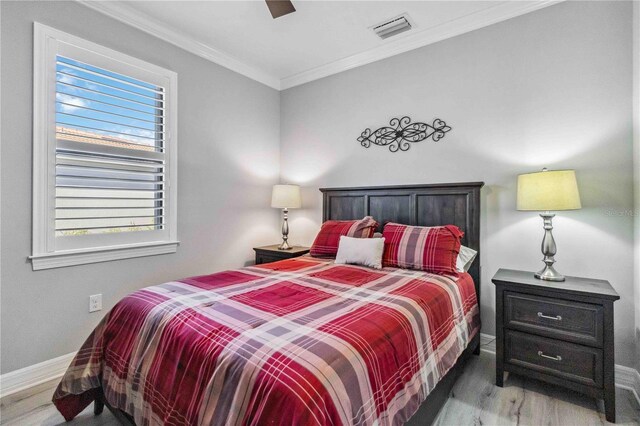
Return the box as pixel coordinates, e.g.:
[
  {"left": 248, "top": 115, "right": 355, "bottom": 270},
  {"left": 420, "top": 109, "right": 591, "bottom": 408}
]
[
  {"left": 1, "top": 1, "right": 281, "bottom": 373},
  {"left": 280, "top": 1, "right": 637, "bottom": 368},
  {"left": 634, "top": 2, "right": 640, "bottom": 373}
]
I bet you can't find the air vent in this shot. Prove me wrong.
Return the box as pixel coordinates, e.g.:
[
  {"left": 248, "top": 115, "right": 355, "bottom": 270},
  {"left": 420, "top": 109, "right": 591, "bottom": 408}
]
[{"left": 372, "top": 14, "right": 413, "bottom": 40}]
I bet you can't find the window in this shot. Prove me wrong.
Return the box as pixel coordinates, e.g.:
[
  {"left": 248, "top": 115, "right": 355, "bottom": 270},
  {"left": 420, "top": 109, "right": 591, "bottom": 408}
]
[{"left": 32, "top": 23, "right": 178, "bottom": 270}]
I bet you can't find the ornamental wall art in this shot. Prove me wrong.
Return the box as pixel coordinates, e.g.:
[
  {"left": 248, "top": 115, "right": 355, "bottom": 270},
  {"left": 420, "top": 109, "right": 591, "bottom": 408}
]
[{"left": 357, "top": 116, "right": 451, "bottom": 153}]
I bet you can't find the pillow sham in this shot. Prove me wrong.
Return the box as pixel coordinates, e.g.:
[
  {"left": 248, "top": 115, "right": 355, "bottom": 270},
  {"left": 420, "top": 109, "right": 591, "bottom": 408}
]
[
  {"left": 456, "top": 245, "right": 478, "bottom": 273},
  {"left": 310, "top": 216, "right": 378, "bottom": 258},
  {"left": 382, "top": 222, "right": 463, "bottom": 274},
  {"left": 335, "top": 236, "right": 385, "bottom": 269}
]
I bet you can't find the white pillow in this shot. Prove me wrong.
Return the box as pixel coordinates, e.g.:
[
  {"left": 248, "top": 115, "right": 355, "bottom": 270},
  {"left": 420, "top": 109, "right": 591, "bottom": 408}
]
[
  {"left": 456, "top": 245, "right": 478, "bottom": 272},
  {"left": 335, "top": 236, "right": 385, "bottom": 269}
]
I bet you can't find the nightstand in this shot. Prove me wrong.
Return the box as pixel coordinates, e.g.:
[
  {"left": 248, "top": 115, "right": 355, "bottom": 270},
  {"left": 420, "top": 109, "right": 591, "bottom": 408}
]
[
  {"left": 492, "top": 268, "right": 620, "bottom": 422},
  {"left": 253, "top": 245, "right": 310, "bottom": 265}
]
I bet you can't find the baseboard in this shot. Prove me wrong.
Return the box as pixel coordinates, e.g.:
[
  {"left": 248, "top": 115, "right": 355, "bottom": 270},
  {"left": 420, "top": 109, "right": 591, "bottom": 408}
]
[
  {"left": 480, "top": 332, "right": 496, "bottom": 353},
  {"left": 616, "top": 363, "right": 640, "bottom": 405},
  {"left": 0, "top": 352, "right": 75, "bottom": 399},
  {"left": 479, "top": 333, "right": 640, "bottom": 405}
]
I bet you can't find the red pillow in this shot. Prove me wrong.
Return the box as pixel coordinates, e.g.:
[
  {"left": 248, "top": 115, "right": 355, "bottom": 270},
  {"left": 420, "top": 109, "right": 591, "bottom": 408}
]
[
  {"left": 310, "top": 216, "right": 378, "bottom": 258},
  {"left": 382, "top": 223, "right": 463, "bottom": 274}
]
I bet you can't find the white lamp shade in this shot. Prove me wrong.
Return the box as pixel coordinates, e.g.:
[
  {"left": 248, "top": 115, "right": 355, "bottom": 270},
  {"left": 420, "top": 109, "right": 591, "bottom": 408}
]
[
  {"left": 517, "top": 169, "right": 581, "bottom": 211},
  {"left": 271, "top": 184, "right": 301, "bottom": 209}
]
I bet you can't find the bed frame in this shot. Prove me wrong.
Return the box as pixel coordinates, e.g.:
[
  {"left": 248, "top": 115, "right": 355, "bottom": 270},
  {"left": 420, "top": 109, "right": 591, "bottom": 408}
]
[{"left": 95, "top": 181, "right": 484, "bottom": 425}]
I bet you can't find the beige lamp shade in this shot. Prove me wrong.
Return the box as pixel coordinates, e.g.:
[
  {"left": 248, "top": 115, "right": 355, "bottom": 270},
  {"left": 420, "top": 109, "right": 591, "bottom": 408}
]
[
  {"left": 517, "top": 169, "right": 581, "bottom": 211},
  {"left": 271, "top": 184, "right": 301, "bottom": 209}
]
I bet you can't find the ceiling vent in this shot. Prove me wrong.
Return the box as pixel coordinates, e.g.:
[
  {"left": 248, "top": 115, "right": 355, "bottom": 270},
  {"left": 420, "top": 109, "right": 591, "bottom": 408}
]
[{"left": 372, "top": 14, "right": 413, "bottom": 40}]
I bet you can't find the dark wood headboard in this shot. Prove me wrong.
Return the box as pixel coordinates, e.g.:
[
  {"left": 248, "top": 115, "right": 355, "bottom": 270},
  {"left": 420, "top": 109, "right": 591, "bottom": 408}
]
[{"left": 320, "top": 182, "right": 484, "bottom": 306}]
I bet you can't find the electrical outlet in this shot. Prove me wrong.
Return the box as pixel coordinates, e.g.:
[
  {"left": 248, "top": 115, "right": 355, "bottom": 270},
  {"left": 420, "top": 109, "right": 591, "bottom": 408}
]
[{"left": 89, "top": 294, "right": 102, "bottom": 313}]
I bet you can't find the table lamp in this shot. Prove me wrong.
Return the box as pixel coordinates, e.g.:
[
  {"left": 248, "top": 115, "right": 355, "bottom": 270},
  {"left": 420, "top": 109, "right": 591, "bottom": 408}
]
[
  {"left": 271, "top": 184, "right": 301, "bottom": 250},
  {"left": 517, "top": 168, "right": 581, "bottom": 282}
]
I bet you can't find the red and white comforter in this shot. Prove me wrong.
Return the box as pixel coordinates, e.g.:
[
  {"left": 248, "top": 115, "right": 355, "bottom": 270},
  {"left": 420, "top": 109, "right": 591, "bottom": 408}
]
[{"left": 53, "top": 256, "right": 479, "bottom": 425}]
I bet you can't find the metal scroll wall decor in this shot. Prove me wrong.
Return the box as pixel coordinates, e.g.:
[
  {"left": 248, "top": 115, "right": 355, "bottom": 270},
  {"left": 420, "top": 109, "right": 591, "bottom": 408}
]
[{"left": 357, "top": 116, "right": 451, "bottom": 153}]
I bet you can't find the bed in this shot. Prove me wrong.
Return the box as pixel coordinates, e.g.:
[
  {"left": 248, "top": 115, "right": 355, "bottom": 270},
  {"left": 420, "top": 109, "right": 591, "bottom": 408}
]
[{"left": 53, "top": 182, "right": 483, "bottom": 425}]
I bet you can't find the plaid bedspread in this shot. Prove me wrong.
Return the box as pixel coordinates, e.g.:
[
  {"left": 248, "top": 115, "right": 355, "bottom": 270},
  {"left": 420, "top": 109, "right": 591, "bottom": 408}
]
[{"left": 53, "top": 256, "right": 479, "bottom": 425}]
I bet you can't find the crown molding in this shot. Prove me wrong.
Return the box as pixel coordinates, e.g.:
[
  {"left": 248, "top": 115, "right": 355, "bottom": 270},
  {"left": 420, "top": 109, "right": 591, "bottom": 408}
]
[
  {"left": 280, "top": 0, "right": 563, "bottom": 90},
  {"left": 77, "top": 0, "right": 281, "bottom": 90},
  {"left": 77, "top": 0, "right": 562, "bottom": 92}
]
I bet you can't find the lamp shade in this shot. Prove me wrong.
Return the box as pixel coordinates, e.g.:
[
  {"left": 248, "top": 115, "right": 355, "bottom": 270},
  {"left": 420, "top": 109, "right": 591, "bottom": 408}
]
[
  {"left": 271, "top": 184, "right": 301, "bottom": 209},
  {"left": 517, "top": 169, "right": 581, "bottom": 211}
]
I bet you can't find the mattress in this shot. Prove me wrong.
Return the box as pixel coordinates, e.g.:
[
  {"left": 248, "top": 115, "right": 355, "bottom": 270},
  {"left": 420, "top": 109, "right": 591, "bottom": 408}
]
[{"left": 53, "top": 256, "right": 479, "bottom": 425}]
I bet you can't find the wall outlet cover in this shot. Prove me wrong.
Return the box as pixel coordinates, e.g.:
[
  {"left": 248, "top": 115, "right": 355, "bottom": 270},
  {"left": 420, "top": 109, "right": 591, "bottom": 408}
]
[{"left": 89, "top": 294, "right": 102, "bottom": 313}]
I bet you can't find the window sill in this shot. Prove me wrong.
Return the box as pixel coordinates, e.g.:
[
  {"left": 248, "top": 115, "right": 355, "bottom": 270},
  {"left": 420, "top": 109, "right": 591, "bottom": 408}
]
[{"left": 29, "top": 241, "right": 180, "bottom": 271}]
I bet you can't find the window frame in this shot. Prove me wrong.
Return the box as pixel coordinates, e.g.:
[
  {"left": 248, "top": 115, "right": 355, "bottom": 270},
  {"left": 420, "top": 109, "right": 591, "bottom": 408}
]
[{"left": 31, "top": 23, "right": 178, "bottom": 270}]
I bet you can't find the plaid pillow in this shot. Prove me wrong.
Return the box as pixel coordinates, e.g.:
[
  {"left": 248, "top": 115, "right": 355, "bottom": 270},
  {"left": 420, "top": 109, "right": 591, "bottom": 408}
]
[
  {"left": 382, "top": 223, "right": 464, "bottom": 274},
  {"left": 310, "top": 216, "right": 378, "bottom": 258}
]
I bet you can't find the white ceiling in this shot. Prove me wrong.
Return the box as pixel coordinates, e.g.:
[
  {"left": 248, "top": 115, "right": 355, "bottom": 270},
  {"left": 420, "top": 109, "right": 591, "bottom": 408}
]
[{"left": 83, "top": 1, "right": 560, "bottom": 89}]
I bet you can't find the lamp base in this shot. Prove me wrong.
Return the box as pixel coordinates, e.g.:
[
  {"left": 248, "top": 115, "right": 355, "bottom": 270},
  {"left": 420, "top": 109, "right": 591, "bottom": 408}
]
[
  {"left": 535, "top": 264, "right": 565, "bottom": 282},
  {"left": 534, "top": 213, "right": 566, "bottom": 282},
  {"left": 278, "top": 240, "right": 292, "bottom": 250},
  {"left": 278, "top": 208, "right": 292, "bottom": 250}
]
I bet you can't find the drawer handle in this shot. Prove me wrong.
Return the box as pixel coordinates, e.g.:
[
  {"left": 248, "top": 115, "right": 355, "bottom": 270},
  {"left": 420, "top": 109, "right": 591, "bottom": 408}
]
[
  {"left": 537, "top": 312, "right": 562, "bottom": 321},
  {"left": 538, "top": 351, "right": 562, "bottom": 362}
]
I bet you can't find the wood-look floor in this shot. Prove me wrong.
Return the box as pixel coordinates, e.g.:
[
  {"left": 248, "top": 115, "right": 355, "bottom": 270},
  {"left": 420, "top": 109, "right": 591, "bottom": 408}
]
[
  {"left": 435, "top": 351, "right": 640, "bottom": 426},
  {"left": 1, "top": 350, "right": 638, "bottom": 425}
]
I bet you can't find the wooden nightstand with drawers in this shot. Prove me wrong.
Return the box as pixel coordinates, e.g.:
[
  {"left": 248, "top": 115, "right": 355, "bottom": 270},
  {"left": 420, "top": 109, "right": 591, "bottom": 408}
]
[
  {"left": 253, "top": 245, "right": 310, "bottom": 265},
  {"left": 492, "top": 268, "right": 620, "bottom": 422}
]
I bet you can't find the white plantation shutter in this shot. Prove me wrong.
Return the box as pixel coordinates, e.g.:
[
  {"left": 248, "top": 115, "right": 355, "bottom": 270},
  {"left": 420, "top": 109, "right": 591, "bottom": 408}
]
[
  {"left": 54, "top": 55, "right": 166, "bottom": 236},
  {"left": 32, "top": 24, "right": 178, "bottom": 270}
]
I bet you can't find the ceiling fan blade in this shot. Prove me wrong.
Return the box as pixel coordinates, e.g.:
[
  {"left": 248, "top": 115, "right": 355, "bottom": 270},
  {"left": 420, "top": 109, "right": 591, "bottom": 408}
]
[{"left": 265, "top": 0, "right": 296, "bottom": 19}]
